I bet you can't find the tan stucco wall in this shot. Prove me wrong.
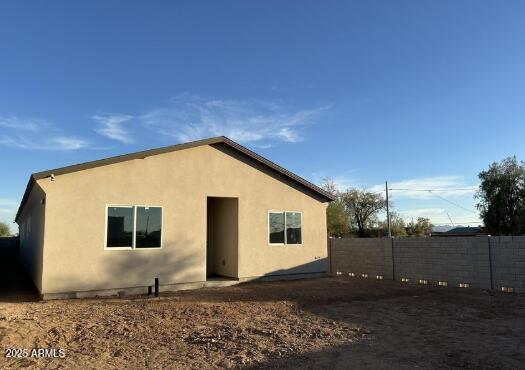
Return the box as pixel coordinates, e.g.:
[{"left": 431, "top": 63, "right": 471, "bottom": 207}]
[
  {"left": 36, "top": 144, "right": 328, "bottom": 294},
  {"left": 17, "top": 183, "right": 46, "bottom": 292}
]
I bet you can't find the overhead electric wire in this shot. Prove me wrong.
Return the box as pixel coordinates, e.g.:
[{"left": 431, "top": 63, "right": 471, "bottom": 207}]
[
  {"left": 388, "top": 187, "right": 477, "bottom": 192},
  {"left": 435, "top": 221, "right": 480, "bottom": 224},
  {"left": 382, "top": 184, "right": 481, "bottom": 224},
  {"left": 336, "top": 182, "right": 484, "bottom": 225},
  {"left": 372, "top": 187, "right": 478, "bottom": 193},
  {"left": 379, "top": 186, "right": 478, "bottom": 214},
  {"left": 432, "top": 221, "right": 483, "bottom": 227},
  {"left": 426, "top": 190, "right": 478, "bottom": 214}
]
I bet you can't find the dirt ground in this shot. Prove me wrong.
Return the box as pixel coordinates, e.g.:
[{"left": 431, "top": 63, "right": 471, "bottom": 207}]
[{"left": 0, "top": 277, "right": 524, "bottom": 370}]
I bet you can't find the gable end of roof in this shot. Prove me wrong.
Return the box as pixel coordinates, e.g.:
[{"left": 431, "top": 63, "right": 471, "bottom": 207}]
[{"left": 15, "top": 136, "right": 334, "bottom": 222}]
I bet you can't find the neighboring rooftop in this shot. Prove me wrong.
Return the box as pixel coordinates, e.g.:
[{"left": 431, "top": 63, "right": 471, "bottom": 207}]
[{"left": 431, "top": 226, "right": 486, "bottom": 237}]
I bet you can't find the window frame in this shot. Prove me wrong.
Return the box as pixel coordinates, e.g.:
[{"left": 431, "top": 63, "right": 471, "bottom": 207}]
[
  {"left": 267, "top": 210, "right": 303, "bottom": 246},
  {"left": 134, "top": 205, "right": 164, "bottom": 250},
  {"left": 104, "top": 204, "right": 163, "bottom": 250}
]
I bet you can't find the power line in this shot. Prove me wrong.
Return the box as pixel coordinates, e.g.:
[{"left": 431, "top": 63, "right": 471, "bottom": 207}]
[
  {"left": 363, "top": 183, "right": 480, "bottom": 217},
  {"left": 395, "top": 210, "right": 481, "bottom": 224},
  {"left": 431, "top": 222, "right": 482, "bottom": 226},
  {"left": 446, "top": 211, "right": 455, "bottom": 227},
  {"left": 384, "top": 185, "right": 478, "bottom": 214},
  {"left": 389, "top": 187, "right": 477, "bottom": 192},
  {"left": 427, "top": 190, "right": 478, "bottom": 214},
  {"left": 359, "top": 187, "right": 477, "bottom": 194}
]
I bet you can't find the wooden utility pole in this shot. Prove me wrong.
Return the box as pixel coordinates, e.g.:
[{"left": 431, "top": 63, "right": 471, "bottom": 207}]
[{"left": 386, "top": 181, "right": 391, "bottom": 237}]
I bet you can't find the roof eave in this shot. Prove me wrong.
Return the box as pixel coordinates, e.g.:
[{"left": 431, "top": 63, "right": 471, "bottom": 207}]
[
  {"left": 15, "top": 175, "right": 36, "bottom": 224},
  {"left": 15, "top": 136, "right": 334, "bottom": 221}
]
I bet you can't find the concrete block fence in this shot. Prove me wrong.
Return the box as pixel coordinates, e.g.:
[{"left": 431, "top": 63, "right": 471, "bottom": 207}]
[{"left": 329, "top": 236, "right": 525, "bottom": 293}]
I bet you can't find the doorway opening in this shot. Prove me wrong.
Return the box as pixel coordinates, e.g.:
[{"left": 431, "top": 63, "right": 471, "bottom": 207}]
[{"left": 206, "top": 197, "right": 239, "bottom": 280}]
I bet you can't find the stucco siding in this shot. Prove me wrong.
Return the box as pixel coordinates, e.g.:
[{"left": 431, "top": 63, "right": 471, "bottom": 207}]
[
  {"left": 37, "top": 144, "right": 328, "bottom": 294},
  {"left": 17, "top": 183, "right": 46, "bottom": 292}
]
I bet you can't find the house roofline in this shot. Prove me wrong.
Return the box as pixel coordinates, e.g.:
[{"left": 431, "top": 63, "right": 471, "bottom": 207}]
[{"left": 15, "top": 136, "right": 334, "bottom": 222}]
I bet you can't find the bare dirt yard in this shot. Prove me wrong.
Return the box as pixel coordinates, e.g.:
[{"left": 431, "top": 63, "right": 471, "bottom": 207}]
[{"left": 1, "top": 276, "right": 525, "bottom": 370}]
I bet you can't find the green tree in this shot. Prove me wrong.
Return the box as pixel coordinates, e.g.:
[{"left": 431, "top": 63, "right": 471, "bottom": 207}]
[
  {"left": 377, "top": 212, "right": 407, "bottom": 237},
  {"left": 342, "top": 189, "right": 387, "bottom": 237},
  {"left": 321, "top": 179, "right": 350, "bottom": 237},
  {"left": 477, "top": 156, "right": 525, "bottom": 235},
  {"left": 0, "top": 222, "right": 11, "bottom": 237},
  {"left": 406, "top": 217, "right": 433, "bottom": 237}
]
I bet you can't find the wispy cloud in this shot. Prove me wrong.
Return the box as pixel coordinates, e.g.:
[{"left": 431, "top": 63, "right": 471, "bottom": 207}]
[
  {"left": 0, "top": 116, "right": 89, "bottom": 150},
  {"left": 311, "top": 170, "right": 363, "bottom": 191},
  {"left": 398, "top": 207, "right": 482, "bottom": 225},
  {"left": 94, "top": 95, "right": 331, "bottom": 146},
  {"left": 313, "top": 173, "right": 481, "bottom": 224},
  {"left": 370, "top": 176, "right": 478, "bottom": 199},
  {"left": 0, "top": 134, "right": 88, "bottom": 150},
  {"left": 140, "top": 96, "right": 330, "bottom": 144},
  {"left": 92, "top": 114, "right": 134, "bottom": 144},
  {"left": 376, "top": 176, "right": 481, "bottom": 225},
  {"left": 0, "top": 198, "right": 18, "bottom": 209},
  {"left": 400, "top": 208, "right": 446, "bottom": 219},
  {"left": 48, "top": 137, "right": 89, "bottom": 150},
  {"left": 0, "top": 116, "right": 45, "bottom": 132}
]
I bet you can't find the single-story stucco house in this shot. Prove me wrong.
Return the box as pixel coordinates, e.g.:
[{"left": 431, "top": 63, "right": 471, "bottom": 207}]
[{"left": 15, "top": 136, "right": 334, "bottom": 299}]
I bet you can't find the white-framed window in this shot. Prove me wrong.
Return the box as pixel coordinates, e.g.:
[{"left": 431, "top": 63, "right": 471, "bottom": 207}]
[
  {"left": 105, "top": 205, "right": 163, "bottom": 249},
  {"left": 268, "top": 211, "right": 302, "bottom": 245}
]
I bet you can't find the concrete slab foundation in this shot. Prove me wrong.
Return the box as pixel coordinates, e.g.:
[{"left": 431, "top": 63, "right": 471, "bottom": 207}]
[{"left": 40, "top": 272, "right": 327, "bottom": 300}]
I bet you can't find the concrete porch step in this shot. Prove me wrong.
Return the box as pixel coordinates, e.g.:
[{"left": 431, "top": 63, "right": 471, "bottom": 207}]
[{"left": 203, "top": 278, "right": 241, "bottom": 288}]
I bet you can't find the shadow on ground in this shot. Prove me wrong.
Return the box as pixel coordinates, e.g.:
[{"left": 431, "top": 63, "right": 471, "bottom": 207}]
[
  {"left": 1, "top": 274, "right": 524, "bottom": 369},
  {"left": 169, "top": 277, "right": 525, "bottom": 369},
  {"left": 0, "top": 237, "right": 39, "bottom": 302},
  {"left": 1, "top": 235, "right": 524, "bottom": 369}
]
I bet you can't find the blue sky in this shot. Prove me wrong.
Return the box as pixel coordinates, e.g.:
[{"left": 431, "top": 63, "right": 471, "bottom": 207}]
[{"left": 1, "top": 1, "right": 525, "bottom": 232}]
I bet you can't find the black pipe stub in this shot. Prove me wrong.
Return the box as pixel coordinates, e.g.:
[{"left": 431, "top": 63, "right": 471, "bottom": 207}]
[{"left": 154, "top": 278, "right": 159, "bottom": 297}]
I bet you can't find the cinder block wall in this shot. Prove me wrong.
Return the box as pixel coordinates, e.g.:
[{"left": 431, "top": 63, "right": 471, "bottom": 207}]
[
  {"left": 329, "top": 236, "right": 525, "bottom": 293},
  {"left": 491, "top": 236, "right": 525, "bottom": 292},
  {"left": 393, "top": 237, "right": 491, "bottom": 289},
  {"left": 330, "top": 237, "right": 393, "bottom": 280}
]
